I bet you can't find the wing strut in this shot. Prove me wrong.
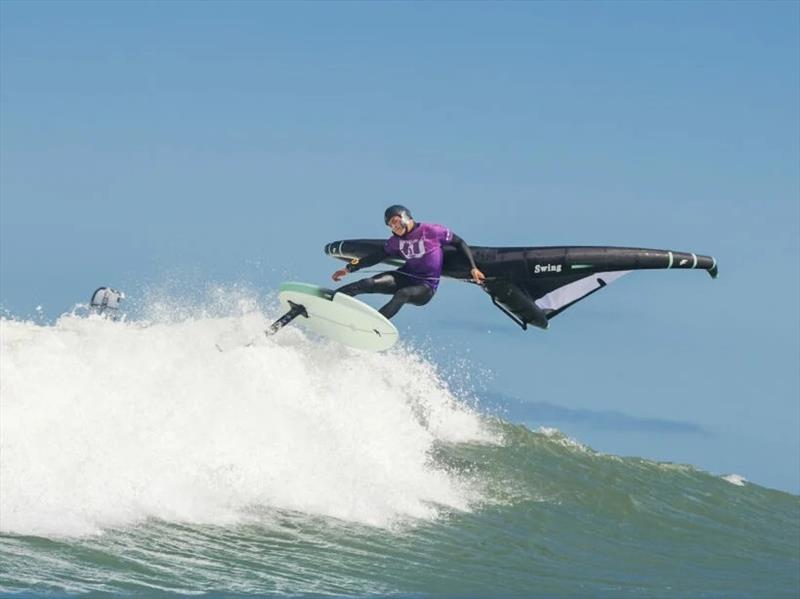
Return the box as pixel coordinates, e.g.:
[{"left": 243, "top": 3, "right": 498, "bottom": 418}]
[
  {"left": 482, "top": 280, "right": 549, "bottom": 330},
  {"left": 486, "top": 289, "right": 528, "bottom": 330}
]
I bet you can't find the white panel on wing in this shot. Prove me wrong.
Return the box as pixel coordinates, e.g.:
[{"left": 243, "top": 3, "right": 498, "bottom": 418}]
[{"left": 535, "top": 271, "right": 631, "bottom": 312}]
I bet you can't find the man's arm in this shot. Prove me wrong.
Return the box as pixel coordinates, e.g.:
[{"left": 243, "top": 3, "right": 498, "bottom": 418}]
[
  {"left": 451, "top": 234, "right": 477, "bottom": 271},
  {"left": 450, "top": 234, "right": 486, "bottom": 284},
  {"left": 345, "top": 248, "right": 389, "bottom": 273},
  {"left": 332, "top": 248, "right": 389, "bottom": 281}
]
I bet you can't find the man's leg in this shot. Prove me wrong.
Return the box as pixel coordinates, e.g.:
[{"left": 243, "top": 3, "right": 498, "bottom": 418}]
[
  {"left": 337, "top": 272, "right": 398, "bottom": 297},
  {"left": 378, "top": 284, "right": 434, "bottom": 319}
]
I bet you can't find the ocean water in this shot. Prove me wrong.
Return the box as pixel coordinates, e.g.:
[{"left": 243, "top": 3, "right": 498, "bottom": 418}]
[{"left": 1, "top": 301, "right": 798, "bottom": 597}]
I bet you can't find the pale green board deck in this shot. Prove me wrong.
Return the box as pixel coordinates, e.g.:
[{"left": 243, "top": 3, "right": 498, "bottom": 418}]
[{"left": 278, "top": 282, "right": 399, "bottom": 351}]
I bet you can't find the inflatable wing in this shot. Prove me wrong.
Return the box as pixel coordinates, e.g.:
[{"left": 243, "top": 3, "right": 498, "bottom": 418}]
[{"left": 325, "top": 240, "right": 718, "bottom": 331}]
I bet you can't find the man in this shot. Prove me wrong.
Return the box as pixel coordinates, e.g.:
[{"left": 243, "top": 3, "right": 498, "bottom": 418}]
[{"left": 332, "top": 205, "right": 486, "bottom": 319}]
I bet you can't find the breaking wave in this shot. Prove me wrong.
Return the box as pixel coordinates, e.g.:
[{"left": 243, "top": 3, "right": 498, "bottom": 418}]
[{"left": 0, "top": 294, "right": 496, "bottom": 538}]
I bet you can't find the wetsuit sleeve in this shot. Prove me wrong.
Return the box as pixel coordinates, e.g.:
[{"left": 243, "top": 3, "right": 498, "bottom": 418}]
[
  {"left": 450, "top": 234, "right": 478, "bottom": 271},
  {"left": 345, "top": 248, "right": 389, "bottom": 273}
]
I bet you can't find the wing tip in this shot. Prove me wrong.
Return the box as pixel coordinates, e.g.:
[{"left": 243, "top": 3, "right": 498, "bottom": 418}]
[{"left": 707, "top": 258, "right": 719, "bottom": 279}]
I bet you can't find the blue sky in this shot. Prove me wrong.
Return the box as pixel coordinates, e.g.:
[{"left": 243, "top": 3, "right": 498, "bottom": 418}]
[{"left": 1, "top": 1, "right": 798, "bottom": 492}]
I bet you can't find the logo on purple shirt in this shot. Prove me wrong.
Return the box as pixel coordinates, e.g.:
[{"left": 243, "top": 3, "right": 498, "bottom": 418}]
[
  {"left": 398, "top": 238, "right": 426, "bottom": 259},
  {"left": 384, "top": 222, "right": 453, "bottom": 290}
]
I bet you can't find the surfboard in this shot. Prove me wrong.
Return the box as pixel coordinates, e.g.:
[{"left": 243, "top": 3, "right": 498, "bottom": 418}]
[{"left": 270, "top": 282, "right": 399, "bottom": 352}]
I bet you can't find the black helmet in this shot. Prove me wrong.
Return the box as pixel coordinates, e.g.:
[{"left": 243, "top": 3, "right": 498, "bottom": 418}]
[{"left": 384, "top": 204, "right": 412, "bottom": 226}]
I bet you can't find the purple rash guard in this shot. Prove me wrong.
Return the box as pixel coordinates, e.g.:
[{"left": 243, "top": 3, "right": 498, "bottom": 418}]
[{"left": 384, "top": 222, "right": 453, "bottom": 291}]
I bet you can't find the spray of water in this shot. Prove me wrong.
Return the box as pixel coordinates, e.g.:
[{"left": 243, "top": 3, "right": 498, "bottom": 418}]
[{"left": 0, "top": 291, "right": 497, "bottom": 537}]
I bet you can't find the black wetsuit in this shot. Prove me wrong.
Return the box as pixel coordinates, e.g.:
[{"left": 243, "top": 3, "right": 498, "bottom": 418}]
[{"left": 337, "top": 232, "right": 477, "bottom": 319}]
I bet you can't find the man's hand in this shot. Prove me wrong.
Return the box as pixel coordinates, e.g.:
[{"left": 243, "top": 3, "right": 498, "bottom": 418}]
[
  {"left": 471, "top": 268, "right": 486, "bottom": 285},
  {"left": 332, "top": 268, "right": 348, "bottom": 282}
]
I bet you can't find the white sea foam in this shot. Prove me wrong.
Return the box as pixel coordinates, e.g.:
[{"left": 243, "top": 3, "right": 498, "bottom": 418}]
[
  {"left": 722, "top": 474, "right": 747, "bottom": 487},
  {"left": 536, "top": 426, "right": 590, "bottom": 452},
  {"left": 0, "top": 298, "right": 497, "bottom": 537}
]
